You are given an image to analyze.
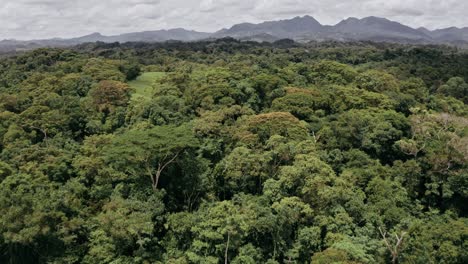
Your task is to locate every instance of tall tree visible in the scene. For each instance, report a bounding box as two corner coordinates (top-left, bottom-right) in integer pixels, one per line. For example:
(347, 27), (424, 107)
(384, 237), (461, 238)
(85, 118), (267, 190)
(103, 124), (199, 190)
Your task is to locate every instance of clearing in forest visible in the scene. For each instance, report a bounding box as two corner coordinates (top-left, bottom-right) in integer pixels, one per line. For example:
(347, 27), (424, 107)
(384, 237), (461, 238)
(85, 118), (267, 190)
(128, 72), (166, 100)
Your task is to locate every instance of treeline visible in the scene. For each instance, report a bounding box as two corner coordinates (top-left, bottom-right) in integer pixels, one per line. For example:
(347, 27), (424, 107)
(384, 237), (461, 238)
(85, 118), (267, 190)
(0, 40), (466, 263)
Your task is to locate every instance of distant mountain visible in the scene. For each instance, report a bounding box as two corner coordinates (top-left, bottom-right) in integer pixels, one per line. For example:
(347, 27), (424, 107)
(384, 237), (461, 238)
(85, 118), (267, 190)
(331, 16), (431, 42)
(104, 29), (211, 42)
(0, 29), (211, 52)
(424, 27), (468, 43)
(213, 16), (441, 44)
(213, 15), (323, 39)
(2, 15), (468, 52)
(71, 32), (107, 43)
(237, 33), (281, 43)
(417, 27), (432, 35)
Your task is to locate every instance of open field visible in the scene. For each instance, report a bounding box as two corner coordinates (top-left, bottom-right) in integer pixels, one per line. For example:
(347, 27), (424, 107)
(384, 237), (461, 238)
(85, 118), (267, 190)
(128, 72), (166, 99)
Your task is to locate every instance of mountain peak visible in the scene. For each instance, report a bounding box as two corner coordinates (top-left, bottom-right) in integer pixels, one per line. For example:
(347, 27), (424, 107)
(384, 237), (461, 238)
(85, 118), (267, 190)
(87, 32), (103, 37)
(287, 15), (320, 24)
(292, 15), (318, 21)
(72, 32), (105, 42)
(336, 17), (359, 26)
(362, 16), (388, 21)
(281, 15), (322, 27)
(417, 27), (432, 34)
(337, 16), (392, 26)
(216, 15), (322, 38)
(334, 16), (430, 41)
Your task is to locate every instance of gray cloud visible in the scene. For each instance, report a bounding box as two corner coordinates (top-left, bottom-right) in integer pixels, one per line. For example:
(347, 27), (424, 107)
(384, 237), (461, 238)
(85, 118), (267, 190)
(0, 0), (467, 40)
(389, 7), (424, 17)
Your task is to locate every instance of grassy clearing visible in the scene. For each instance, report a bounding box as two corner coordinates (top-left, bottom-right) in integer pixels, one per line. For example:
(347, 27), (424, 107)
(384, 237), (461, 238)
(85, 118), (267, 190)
(128, 72), (166, 100)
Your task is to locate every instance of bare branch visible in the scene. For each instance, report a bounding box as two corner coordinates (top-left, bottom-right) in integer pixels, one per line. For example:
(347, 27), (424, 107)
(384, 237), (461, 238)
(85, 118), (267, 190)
(151, 151), (181, 191)
(160, 151), (180, 172)
(379, 227), (393, 253)
(379, 227), (407, 264)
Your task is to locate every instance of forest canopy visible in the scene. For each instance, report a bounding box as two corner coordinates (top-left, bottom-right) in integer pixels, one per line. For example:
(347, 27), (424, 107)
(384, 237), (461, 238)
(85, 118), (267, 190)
(0, 39), (467, 263)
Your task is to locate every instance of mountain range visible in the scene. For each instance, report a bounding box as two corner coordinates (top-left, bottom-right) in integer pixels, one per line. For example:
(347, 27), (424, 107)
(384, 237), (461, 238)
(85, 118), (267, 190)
(2, 15), (468, 52)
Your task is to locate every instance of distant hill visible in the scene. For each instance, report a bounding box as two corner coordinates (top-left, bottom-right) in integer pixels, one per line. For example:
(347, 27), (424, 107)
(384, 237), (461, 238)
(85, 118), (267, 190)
(213, 15), (323, 39)
(422, 27), (468, 43)
(0, 29), (211, 52)
(1, 15), (468, 52)
(102, 29), (211, 43)
(331, 16), (431, 42)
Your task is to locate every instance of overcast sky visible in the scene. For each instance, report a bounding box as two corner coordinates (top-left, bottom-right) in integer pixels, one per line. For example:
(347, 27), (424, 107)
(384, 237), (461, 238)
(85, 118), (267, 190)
(1, 0), (467, 40)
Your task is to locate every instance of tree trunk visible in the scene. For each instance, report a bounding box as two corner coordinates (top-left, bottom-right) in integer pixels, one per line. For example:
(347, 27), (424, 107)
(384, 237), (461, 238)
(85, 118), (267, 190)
(152, 169), (161, 191)
(151, 152), (180, 191)
(225, 232), (230, 264)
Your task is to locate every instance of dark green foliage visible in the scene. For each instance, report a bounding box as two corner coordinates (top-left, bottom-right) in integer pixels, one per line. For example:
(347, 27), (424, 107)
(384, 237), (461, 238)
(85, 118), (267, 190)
(0, 40), (466, 263)
(438, 77), (468, 103)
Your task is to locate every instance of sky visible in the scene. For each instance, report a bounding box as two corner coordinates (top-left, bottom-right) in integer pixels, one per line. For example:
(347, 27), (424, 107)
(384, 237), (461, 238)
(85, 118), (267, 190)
(1, 0), (467, 40)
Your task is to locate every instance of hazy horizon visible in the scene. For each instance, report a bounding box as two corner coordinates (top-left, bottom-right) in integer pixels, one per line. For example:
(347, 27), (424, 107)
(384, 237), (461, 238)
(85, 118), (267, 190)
(1, 0), (468, 40)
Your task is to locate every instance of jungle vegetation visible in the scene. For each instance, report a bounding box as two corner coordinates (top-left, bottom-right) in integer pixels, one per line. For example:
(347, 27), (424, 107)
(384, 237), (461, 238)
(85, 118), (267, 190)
(0, 39), (467, 263)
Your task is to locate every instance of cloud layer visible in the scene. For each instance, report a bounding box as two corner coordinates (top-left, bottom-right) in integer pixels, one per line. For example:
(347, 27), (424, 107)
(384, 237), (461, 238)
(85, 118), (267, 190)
(1, 0), (467, 40)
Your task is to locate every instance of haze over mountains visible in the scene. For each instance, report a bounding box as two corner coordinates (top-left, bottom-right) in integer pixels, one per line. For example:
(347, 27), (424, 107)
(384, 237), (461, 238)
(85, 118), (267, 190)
(2, 15), (468, 51)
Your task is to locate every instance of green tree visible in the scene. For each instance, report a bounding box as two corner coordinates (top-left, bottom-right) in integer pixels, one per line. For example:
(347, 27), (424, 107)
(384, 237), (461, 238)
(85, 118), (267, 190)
(438, 77), (468, 103)
(309, 60), (358, 85)
(235, 112), (309, 146)
(356, 70), (400, 93)
(103, 124), (199, 190)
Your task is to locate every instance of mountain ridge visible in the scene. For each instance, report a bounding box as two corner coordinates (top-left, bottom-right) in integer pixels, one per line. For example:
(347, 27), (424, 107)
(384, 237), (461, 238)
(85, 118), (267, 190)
(2, 15), (468, 52)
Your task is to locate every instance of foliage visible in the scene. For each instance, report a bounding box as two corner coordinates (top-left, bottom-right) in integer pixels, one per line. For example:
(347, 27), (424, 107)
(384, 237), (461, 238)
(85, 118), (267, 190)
(0, 40), (466, 263)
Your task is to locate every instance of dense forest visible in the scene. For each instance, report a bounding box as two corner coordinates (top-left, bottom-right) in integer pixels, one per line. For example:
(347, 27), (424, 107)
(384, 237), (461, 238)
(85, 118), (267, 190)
(0, 39), (467, 263)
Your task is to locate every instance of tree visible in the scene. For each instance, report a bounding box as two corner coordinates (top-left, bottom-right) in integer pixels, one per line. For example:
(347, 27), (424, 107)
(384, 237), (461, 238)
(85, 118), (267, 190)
(400, 77), (428, 102)
(119, 61), (141, 81)
(82, 58), (126, 82)
(311, 248), (356, 264)
(437, 77), (468, 103)
(402, 213), (468, 264)
(271, 87), (331, 120)
(166, 195), (273, 263)
(89, 80), (132, 114)
(320, 109), (409, 163)
(84, 190), (165, 263)
(103, 124), (199, 190)
(396, 110), (468, 208)
(308, 60), (358, 85)
(264, 153), (337, 209)
(249, 73), (287, 106)
(214, 146), (269, 195)
(0, 161), (13, 181)
(235, 112), (309, 146)
(356, 70), (400, 93)
(0, 172), (87, 263)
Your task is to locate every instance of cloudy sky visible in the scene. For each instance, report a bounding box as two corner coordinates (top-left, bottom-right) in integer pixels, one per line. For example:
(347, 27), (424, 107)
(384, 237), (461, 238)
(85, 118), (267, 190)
(1, 0), (467, 40)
